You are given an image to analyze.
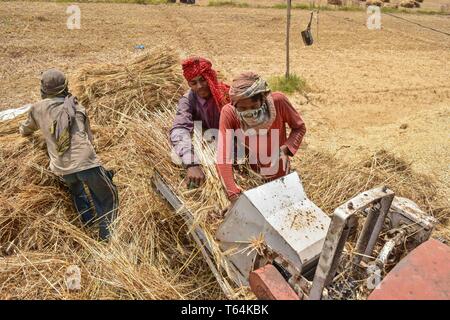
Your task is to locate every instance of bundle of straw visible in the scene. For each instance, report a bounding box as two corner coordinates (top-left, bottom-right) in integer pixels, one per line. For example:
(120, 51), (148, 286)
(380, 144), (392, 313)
(128, 105), (260, 299)
(366, 0), (383, 6)
(400, 0), (420, 8)
(71, 48), (185, 125)
(0, 49), (222, 300)
(0, 118), (223, 299)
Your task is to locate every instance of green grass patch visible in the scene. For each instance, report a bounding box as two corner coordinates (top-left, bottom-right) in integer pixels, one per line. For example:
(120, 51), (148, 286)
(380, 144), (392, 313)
(272, 3), (363, 12)
(268, 74), (308, 95)
(338, 5), (365, 12)
(381, 7), (409, 14)
(134, 0), (170, 4)
(381, 7), (449, 15)
(208, 1), (249, 8)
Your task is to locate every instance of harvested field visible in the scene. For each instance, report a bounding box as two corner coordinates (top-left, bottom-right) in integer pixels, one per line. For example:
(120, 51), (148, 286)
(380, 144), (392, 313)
(0, 1), (449, 300)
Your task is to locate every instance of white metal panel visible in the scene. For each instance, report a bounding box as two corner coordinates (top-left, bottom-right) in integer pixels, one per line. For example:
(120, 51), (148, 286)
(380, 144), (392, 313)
(216, 172), (330, 277)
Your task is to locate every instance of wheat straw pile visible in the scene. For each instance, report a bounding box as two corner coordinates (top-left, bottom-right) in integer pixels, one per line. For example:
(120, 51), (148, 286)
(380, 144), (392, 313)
(0, 48), (223, 300)
(129, 106), (266, 299)
(400, 0), (421, 8)
(130, 104), (449, 300)
(0, 48), (448, 300)
(71, 50), (184, 125)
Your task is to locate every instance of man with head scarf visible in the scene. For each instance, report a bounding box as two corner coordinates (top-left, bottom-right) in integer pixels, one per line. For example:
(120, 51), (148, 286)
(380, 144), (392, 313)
(19, 68), (118, 241)
(216, 72), (306, 202)
(170, 57), (229, 188)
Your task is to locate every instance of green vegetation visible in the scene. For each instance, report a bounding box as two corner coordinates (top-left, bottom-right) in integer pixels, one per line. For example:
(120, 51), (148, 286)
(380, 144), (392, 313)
(272, 3), (363, 12)
(272, 3), (318, 10)
(381, 7), (449, 15)
(133, 0), (169, 4)
(268, 74), (308, 95)
(207, 1), (249, 8)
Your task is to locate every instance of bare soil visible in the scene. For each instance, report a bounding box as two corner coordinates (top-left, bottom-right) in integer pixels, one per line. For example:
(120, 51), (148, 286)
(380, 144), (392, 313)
(1, 1), (449, 192)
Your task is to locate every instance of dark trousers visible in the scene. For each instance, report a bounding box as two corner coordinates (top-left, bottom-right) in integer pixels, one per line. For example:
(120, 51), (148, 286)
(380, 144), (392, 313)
(62, 166), (118, 241)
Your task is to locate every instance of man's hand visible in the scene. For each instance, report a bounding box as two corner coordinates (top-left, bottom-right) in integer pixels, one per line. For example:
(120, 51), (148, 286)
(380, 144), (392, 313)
(186, 165), (205, 188)
(280, 145), (291, 173)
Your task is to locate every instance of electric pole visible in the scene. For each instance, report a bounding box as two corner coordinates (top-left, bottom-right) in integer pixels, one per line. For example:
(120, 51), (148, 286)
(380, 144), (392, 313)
(286, 0), (291, 79)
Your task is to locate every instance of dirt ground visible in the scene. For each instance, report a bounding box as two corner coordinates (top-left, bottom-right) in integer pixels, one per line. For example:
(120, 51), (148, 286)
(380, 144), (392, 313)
(1, 1), (449, 193)
(199, 0), (450, 12)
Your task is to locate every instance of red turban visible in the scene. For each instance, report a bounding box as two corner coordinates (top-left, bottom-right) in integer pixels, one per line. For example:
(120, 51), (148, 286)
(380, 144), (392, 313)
(182, 57), (230, 110)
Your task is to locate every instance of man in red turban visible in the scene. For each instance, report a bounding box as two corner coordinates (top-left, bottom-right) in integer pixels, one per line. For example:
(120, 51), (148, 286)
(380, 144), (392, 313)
(170, 57), (230, 187)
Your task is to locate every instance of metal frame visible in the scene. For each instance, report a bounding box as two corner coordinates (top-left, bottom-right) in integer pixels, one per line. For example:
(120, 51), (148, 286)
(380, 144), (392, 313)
(309, 186), (395, 300)
(215, 172), (330, 288)
(152, 170), (239, 297)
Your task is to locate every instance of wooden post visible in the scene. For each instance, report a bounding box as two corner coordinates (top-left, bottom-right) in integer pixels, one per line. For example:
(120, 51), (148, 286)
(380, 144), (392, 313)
(317, 9), (319, 43)
(286, 0), (291, 79)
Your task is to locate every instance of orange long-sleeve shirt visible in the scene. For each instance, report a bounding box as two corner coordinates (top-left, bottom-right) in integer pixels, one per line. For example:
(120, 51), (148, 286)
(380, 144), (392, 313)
(216, 92), (306, 199)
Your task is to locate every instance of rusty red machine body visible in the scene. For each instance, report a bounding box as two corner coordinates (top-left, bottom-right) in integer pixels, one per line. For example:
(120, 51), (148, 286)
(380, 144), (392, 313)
(250, 239), (450, 300)
(368, 239), (450, 300)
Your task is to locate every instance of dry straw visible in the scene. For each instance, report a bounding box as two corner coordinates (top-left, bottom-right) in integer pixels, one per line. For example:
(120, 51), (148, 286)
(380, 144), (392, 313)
(71, 50), (185, 125)
(0, 47), (448, 300)
(0, 48), (222, 300)
(131, 105), (449, 299)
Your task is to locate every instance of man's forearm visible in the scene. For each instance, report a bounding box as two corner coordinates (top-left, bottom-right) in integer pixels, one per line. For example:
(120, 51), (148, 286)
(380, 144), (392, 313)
(285, 125), (306, 156)
(216, 163), (241, 200)
(19, 110), (38, 136)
